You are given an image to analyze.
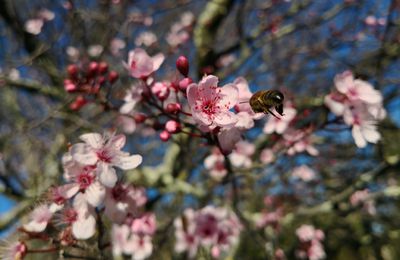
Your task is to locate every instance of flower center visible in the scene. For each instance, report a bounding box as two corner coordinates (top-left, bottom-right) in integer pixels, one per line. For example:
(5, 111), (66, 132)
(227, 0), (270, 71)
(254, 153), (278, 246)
(78, 172), (95, 190)
(63, 209), (78, 224)
(96, 149), (112, 163)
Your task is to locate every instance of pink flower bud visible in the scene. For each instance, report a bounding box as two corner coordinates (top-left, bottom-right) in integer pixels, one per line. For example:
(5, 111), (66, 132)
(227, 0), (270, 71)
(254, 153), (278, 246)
(151, 82), (170, 101)
(165, 120), (181, 133)
(165, 103), (182, 114)
(98, 61), (108, 74)
(133, 113), (147, 123)
(176, 55), (189, 76)
(159, 130), (171, 141)
(69, 95), (87, 110)
(64, 79), (77, 92)
(87, 61), (99, 76)
(178, 77), (193, 91)
(67, 64), (78, 78)
(108, 70), (119, 84)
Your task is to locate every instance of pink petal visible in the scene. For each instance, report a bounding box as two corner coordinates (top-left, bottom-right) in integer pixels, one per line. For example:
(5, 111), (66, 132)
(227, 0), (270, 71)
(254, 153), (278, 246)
(110, 134), (126, 150)
(361, 124), (381, 144)
(98, 162), (118, 187)
(85, 181), (106, 207)
(72, 210), (96, 240)
(219, 83), (239, 109)
(186, 83), (199, 108)
(151, 53), (165, 71)
(334, 71), (353, 94)
(58, 183), (80, 199)
(112, 154), (142, 170)
(352, 125), (367, 148)
(354, 80), (382, 104)
(214, 111), (237, 126)
(71, 143), (98, 165)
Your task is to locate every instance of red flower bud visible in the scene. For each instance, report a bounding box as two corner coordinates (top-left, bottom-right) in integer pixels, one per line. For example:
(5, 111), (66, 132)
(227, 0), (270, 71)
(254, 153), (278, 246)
(98, 61), (109, 74)
(133, 113), (147, 123)
(176, 56), (189, 77)
(69, 95), (87, 110)
(165, 103), (182, 114)
(179, 77), (193, 91)
(87, 61), (99, 76)
(64, 79), (77, 92)
(165, 120), (181, 134)
(159, 130), (171, 142)
(67, 64), (78, 78)
(108, 71), (119, 84)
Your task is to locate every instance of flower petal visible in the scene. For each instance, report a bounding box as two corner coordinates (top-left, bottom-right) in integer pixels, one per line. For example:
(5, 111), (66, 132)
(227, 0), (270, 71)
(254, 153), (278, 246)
(98, 162), (118, 188)
(80, 133), (104, 149)
(71, 143), (98, 165)
(112, 154), (142, 170)
(85, 181), (106, 207)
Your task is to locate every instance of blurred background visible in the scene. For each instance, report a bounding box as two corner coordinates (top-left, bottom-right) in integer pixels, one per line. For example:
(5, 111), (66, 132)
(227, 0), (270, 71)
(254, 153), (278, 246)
(0, 0), (399, 259)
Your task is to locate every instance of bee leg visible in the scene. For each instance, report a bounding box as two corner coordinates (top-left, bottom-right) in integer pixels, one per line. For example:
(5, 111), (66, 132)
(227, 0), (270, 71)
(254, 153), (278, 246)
(266, 109), (281, 119)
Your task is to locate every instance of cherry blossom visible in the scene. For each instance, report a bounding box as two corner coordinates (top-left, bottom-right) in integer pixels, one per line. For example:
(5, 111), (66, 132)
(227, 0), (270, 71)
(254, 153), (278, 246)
(260, 148), (275, 164)
(23, 205), (55, 233)
(104, 183), (147, 223)
(71, 133), (142, 187)
(283, 129), (319, 156)
(126, 48), (165, 78)
(130, 213), (156, 236)
(263, 105), (297, 134)
(295, 225), (326, 260)
(0, 240), (27, 260)
(228, 141), (255, 168)
(187, 75), (238, 130)
(24, 19), (44, 35)
(204, 147), (227, 180)
(174, 206), (242, 258)
(292, 165), (317, 182)
(135, 31), (157, 47)
(120, 83), (145, 114)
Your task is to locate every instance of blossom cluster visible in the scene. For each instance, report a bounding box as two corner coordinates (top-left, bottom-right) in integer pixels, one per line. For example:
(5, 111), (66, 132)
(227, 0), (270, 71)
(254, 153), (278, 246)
(325, 71), (386, 148)
(20, 133), (156, 259)
(295, 224), (326, 260)
(174, 206), (242, 258)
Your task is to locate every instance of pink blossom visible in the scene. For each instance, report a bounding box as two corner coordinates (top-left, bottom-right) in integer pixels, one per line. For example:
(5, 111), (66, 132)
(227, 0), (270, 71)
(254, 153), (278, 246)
(104, 183), (147, 223)
(256, 209), (282, 229)
(25, 19), (44, 35)
(131, 213), (156, 236)
(204, 147), (227, 180)
(344, 105), (382, 148)
(228, 141), (255, 168)
(263, 106), (297, 134)
(126, 234), (153, 260)
(296, 225), (324, 242)
(187, 75), (238, 130)
(292, 165), (317, 182)
(166, 12), (194, 48)
(112, 224), (131, 257)
(38, 9), (55, 21)
(88, 45), (103, 57)
(23, 205), (55, 232)
(174, 206), (241, 258)
(217, 127), (243, 154)
(165, 120), (181, 133)
(70, 193), (97, 239)
(151, 82), (170, 101)
(126, 48), (164, 78)
(0, 240), (27, 260)
(120, 83), (144, 114)
(260, 148), (275, 164)
(334, 71), (382, 105)
(284, 129), (319, 156)
(350, 189), (370, 206)
(71, 133), (142, 187)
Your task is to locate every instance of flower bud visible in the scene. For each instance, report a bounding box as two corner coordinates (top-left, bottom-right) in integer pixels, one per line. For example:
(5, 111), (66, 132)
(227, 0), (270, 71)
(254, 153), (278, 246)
(159, 130), (171, 142)
(176, 56), (189, 77)
(64, 79), (77, 92)
(165, 120), (181, 134)
(98, 76), (106, 85)
(87, 61), (99, 77)
(108, 71), (119, 84)
(178, 77), (193, 91)
(98, 61), (109, 74)
(165, 103), (181, 114)
(133, 113), (147, 123)
(151, 82), (170, 101)
(67, 64), (78, 78)
(69, 95), (87, 110)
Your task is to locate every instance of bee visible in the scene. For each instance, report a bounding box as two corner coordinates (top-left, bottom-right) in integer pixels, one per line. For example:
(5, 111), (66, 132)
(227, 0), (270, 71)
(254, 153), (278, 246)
(249, 90), (284, 119)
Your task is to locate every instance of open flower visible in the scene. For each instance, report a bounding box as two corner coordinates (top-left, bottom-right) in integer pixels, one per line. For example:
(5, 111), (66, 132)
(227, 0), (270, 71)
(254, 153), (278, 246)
(187, 75), (238, 130)
(71, 133), (142, 187)
(126, 48), (164, 78)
